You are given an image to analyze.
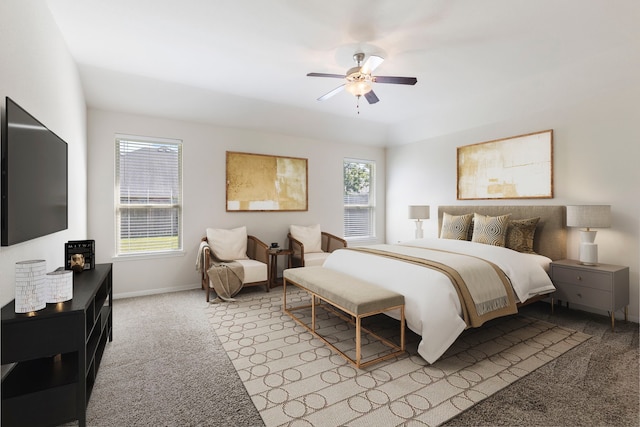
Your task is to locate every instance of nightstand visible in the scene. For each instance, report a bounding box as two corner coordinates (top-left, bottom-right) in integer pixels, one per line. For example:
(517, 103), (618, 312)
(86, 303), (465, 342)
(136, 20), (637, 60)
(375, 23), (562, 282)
(550, 259), (629, 331)
(268, 248), (292, 289)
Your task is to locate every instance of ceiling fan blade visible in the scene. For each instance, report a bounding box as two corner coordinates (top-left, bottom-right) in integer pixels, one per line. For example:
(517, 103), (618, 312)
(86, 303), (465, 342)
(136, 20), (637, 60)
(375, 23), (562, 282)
(360, 55), (384, 74)
(364, 90), (379, 104)
(307, 72), (345, 79)
(373, 76), (417, 85)
(317, 84), (345, 101)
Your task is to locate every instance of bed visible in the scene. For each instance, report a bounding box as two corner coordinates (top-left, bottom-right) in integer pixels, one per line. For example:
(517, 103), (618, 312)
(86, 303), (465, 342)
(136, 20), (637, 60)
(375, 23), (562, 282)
(323, 205), (566, 363)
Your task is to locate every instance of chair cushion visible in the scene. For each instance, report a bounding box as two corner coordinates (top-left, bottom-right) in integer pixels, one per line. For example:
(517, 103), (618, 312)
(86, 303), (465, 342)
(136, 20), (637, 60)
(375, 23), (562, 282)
(302, 252), (331, 267)
(290, 224), (322, 253)
(206, 226), (249, 261)
(284, 267), (404, 315)
(235, 259), (267, 283)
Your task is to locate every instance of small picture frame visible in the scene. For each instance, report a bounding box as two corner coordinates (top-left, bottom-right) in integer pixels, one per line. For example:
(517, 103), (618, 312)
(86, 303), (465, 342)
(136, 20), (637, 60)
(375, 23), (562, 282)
(65, 240), (95, 271)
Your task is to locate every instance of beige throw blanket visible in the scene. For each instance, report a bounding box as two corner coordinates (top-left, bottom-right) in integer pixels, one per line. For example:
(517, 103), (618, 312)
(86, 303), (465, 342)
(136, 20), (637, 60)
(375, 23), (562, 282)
(347, 245), (517, 327)
(196, 241), (245, 301)
(206, 262), (244, 301)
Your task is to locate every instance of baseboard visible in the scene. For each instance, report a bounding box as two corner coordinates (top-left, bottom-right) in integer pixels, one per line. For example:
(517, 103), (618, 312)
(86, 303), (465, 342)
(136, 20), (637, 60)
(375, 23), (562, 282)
(113, 283), (201, 300)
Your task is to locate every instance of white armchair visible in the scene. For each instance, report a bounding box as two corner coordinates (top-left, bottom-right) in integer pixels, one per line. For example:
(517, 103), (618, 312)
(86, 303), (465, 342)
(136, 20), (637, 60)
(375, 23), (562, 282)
(287, 224), (347, 268)
(201, 226), (269, 302)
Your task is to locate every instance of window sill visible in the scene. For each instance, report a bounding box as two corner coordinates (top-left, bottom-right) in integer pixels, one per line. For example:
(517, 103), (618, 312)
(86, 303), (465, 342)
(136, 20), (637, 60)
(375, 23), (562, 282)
(345, 237), (380, 246)
(112, 250), (185, 262)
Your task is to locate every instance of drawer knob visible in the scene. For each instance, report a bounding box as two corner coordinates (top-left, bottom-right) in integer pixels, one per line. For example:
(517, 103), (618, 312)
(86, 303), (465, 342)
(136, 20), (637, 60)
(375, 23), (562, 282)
(576, 275), (582, 281)
(576, 293), (582, 298)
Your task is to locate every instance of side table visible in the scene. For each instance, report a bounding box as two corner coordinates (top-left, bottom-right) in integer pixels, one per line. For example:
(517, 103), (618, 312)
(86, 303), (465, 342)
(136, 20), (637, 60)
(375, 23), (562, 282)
(268, 248), (292, 289)
(550, 259), (629, 331)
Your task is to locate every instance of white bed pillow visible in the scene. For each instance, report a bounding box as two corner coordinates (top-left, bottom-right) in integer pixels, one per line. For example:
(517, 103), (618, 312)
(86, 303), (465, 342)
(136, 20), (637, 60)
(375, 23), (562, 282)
(206, 226), (249, 261)
(290, 224), (322, 253)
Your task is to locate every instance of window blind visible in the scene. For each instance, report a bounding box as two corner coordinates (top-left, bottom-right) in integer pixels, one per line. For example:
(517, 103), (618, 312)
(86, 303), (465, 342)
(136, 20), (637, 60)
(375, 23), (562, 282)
(115, 136), (182, 255)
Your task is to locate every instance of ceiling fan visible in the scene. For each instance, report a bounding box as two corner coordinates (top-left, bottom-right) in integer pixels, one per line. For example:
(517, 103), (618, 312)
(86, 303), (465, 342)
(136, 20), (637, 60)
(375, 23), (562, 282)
(307, 52), (417, 108)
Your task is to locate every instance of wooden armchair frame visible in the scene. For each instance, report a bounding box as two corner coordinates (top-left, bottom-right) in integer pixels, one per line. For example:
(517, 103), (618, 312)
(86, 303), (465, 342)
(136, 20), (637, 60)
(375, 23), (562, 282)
(287, 231), (347, 268)
(201, 235), (270, 301)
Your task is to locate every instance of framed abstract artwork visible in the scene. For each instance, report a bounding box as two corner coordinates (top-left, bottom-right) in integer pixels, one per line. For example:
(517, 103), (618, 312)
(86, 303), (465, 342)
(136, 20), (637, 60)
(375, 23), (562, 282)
(226, 151), (308, 211)
(457, 130), (553, 200)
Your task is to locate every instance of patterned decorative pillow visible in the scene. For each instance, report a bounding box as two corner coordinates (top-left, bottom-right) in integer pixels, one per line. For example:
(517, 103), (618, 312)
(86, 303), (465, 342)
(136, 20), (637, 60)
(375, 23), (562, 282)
(471, 213), (512, 247)
(440, 212), (473, 240)
(505, 217), (540, 253)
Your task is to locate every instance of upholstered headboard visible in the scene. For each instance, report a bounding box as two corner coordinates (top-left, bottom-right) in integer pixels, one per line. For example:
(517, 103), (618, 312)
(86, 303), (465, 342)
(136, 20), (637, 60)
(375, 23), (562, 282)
(438, 205), (566, 260)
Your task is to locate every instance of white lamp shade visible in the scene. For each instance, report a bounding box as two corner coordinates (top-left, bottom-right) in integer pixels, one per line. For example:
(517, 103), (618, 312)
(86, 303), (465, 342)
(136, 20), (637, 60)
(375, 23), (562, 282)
(15, 260), (47, 313)
(408, 205), (430, 220)
(47, 270), (73, 303)
(566, 205), (611, 228)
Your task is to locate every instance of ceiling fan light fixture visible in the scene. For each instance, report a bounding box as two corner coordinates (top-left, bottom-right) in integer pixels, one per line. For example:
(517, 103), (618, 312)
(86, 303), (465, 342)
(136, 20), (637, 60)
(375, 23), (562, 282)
(345, 80), (372, 97)
(307, 52), (417, 105)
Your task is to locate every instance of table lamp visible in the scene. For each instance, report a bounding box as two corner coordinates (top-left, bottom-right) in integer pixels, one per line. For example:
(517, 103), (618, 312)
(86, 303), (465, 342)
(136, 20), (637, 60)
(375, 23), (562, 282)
(47, 270), (74, 303)
(566, 205), (611, 265)
(408, 205), (430, 239)
(15, 260), (47, 313)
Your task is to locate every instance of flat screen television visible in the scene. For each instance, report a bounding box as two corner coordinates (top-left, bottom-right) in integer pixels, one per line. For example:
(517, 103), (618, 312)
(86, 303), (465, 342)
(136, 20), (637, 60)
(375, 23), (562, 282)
(1, 97), (68, 246)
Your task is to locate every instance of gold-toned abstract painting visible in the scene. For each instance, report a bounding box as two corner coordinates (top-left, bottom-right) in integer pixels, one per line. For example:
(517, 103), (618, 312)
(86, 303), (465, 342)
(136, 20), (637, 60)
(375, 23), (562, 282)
(457, 130), (553, 200)
(226, 151), (308, 211)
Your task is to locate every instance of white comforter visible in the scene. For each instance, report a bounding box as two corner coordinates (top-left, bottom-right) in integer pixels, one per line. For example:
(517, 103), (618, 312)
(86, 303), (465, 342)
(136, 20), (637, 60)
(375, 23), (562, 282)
(322, 238), (555, 363)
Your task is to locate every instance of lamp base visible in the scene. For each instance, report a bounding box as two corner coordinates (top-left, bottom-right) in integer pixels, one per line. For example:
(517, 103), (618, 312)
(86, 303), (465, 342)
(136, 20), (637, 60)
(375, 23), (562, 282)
(414, 220), (424, 239)
(579, 242), (598, 265)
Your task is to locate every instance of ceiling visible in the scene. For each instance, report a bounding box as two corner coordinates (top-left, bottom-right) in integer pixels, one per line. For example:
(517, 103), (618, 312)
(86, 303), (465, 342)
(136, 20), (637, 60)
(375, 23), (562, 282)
(45, 0), (640, 147)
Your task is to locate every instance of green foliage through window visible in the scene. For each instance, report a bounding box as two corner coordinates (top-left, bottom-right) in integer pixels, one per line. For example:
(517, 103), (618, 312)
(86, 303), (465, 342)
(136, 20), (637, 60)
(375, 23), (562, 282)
(344, 162), (371, 195)
(343, 159), (375, 239)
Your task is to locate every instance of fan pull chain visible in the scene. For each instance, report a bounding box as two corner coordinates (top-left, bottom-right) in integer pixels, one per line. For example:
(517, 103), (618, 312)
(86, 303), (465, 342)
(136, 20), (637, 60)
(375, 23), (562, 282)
(356, 95), (361, 115)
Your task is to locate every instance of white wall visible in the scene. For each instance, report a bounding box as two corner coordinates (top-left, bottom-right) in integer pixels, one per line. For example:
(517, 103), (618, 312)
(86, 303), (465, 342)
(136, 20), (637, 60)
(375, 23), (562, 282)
(386, 86), (640, 322)
(0, 1), (87, 307)
(87, 109), (385, 298)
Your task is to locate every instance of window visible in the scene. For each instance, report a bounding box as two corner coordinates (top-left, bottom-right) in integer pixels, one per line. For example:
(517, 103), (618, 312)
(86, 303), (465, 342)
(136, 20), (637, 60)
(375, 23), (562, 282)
(115, 135), (182, 255)
(343, 159), (375, 240)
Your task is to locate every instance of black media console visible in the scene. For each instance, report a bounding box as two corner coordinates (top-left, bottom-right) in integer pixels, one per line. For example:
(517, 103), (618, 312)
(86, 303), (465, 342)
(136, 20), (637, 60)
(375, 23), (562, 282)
(1, 263), (113, 427)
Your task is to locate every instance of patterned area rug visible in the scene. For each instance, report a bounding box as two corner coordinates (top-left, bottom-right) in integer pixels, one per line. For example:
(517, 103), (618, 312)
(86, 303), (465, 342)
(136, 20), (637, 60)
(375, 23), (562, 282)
(207, 288), (590, 427)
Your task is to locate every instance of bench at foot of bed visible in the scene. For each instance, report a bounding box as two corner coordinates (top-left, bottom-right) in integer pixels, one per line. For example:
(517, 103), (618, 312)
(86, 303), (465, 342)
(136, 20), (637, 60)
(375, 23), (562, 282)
(283, 266), (405, 369)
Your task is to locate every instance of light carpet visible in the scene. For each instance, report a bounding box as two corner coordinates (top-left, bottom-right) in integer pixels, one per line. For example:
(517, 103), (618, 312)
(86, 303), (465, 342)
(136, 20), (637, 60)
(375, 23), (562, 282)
(207, 287), (590, 427)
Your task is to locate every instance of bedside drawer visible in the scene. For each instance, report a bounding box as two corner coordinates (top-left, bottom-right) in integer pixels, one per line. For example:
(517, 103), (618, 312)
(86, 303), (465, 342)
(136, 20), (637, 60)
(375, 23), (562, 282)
(553, 282), (611, 311)
(552, 267), (609, 291)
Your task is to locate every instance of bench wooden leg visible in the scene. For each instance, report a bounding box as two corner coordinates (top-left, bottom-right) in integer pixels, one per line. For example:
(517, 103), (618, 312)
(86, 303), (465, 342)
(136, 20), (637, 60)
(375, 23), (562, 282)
(356, 316), (362, 367)
(311, 294), (316, 332)
(400, 305), (405, 351)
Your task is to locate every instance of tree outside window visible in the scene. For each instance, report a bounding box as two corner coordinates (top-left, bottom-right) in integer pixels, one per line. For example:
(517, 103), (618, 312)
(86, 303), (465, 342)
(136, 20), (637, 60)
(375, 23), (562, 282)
(343, 159), (375, 239)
